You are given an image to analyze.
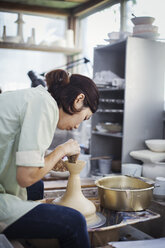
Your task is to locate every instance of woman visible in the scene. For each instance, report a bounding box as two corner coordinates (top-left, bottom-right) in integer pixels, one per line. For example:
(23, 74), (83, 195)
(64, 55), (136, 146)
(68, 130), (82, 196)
(0, 69), (99, 248)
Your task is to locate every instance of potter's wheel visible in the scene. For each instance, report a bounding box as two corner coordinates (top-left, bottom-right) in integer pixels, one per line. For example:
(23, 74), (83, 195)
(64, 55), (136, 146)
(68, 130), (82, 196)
(87, 212), (106, 229)
(53, 195), (106, 229)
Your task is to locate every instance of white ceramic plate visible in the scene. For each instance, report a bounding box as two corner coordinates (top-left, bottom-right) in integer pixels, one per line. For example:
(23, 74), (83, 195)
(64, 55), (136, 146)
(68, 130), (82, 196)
(96, 125), (108, 133)
(104, 38), (120, 44)
(50, 170), (70, 179)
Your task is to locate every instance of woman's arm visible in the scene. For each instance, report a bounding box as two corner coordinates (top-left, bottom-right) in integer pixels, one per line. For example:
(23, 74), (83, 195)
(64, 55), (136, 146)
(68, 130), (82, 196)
(16, 139), (80, 187)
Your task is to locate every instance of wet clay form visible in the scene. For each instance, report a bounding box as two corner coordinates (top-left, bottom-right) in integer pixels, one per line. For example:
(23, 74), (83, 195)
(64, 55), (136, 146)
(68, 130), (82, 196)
(53, 160), (105, 228)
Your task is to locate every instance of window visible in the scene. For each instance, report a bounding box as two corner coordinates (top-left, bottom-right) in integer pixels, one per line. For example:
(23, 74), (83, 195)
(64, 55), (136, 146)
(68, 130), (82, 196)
(79, 0), (165, 77)
(0, 12), (67, 92)
(125, 0), (165, 38)
(79, 3), (120, 77)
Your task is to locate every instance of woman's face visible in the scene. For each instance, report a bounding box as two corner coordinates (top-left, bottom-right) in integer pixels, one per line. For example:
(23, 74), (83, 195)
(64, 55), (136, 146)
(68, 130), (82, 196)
(57, 107), (92, 130)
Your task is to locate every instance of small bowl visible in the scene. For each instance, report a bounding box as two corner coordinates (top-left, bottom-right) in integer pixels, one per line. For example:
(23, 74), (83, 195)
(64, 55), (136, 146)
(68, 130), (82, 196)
(145, 139), (165, 152)
(131, 16), (155, 25)
(96, 122), (122, 133)
(107, 31), (121, 40)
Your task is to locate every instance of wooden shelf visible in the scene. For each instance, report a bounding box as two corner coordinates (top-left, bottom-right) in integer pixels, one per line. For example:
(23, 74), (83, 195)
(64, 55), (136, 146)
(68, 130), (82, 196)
(0, 41), (82, 55)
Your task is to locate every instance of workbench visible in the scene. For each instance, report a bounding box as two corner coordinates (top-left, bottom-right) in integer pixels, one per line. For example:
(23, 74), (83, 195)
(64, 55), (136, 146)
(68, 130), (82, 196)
(41, 174), (161, 247)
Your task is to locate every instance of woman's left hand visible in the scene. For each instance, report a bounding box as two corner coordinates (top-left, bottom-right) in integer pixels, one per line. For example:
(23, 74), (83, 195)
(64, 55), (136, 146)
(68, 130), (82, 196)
(58, 139), (81, 157)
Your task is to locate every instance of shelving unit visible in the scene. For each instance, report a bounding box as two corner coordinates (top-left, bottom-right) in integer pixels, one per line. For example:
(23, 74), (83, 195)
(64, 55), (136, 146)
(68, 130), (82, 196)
(92, 131), (122, 138)
(0, 41), (81, 55)
(90, 37), (165, 175)
(90, 85), (124, 173)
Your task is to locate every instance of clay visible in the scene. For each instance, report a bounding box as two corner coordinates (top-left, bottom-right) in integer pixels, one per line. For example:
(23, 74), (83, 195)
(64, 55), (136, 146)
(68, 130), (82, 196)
(52, 159), (68, 172)
(53, 160), (99, 225)
(68, 154), (79, 163)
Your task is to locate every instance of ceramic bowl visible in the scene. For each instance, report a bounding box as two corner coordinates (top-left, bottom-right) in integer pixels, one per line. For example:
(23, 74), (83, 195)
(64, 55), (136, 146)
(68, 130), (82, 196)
(107, 31), (121, 40)
(96, 122), (122, 133)
(108, 31), (131, 40)
(131, 16), (155, 25)
(145, 139), (165, 152)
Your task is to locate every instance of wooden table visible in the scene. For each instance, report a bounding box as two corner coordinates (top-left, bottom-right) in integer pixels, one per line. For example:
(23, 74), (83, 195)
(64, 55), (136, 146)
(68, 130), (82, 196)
(43, 174), (98, 198)
(44, 177), (96, 190)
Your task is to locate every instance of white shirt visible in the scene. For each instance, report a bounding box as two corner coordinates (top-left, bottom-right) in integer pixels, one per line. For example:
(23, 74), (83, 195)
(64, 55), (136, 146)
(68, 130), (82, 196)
(0, 86), (59, 232)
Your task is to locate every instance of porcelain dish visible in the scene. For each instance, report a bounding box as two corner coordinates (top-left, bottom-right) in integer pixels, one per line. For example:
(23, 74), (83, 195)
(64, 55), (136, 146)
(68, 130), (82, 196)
(133, 24), (158, 34)
(131, 16), (155, 25)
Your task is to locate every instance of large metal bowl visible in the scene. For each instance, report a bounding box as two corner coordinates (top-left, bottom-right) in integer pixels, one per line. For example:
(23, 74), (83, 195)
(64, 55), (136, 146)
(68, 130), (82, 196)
(95, 175), (154, 211)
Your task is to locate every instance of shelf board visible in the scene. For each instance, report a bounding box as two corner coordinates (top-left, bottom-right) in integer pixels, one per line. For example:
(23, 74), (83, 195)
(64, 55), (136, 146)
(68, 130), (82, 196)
(92, 130), (123, 138)
(0, 42), (82, 55)
(95, 39), (126, 52)
(97, 109), (124, 113)
(98, 87), (124, 92)
(100, 98), (124, 104)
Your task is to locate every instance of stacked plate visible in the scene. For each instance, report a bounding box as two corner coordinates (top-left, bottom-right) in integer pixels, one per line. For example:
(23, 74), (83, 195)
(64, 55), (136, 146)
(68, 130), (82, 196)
(131, 16), (159, 39)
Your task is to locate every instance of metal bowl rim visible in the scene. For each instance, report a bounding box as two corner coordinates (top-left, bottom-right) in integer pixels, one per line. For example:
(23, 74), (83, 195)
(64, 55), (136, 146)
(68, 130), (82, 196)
(95, 175), (154, 192)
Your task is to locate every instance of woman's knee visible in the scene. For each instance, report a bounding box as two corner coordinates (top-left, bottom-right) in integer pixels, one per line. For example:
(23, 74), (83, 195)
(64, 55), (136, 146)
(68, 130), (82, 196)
(60, 208), (90, 248)
(72, 209), (87, 229)
(63, 207), (87, 235)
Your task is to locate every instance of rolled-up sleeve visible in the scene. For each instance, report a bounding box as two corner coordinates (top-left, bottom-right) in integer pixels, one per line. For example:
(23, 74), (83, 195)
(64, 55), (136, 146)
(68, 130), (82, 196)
(16, 150), (45, 167)
(16, 92), (59, 167)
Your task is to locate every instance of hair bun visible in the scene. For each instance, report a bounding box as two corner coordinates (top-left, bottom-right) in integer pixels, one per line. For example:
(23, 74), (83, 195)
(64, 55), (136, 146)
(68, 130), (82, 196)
(46, 69), (70, 89)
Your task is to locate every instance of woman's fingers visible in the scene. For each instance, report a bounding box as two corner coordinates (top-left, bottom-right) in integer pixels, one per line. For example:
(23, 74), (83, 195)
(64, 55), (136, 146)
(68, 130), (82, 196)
(63, 139), (80, 156)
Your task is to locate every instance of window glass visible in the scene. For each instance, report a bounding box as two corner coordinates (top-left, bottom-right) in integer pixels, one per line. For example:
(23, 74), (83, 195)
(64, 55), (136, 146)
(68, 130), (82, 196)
(0, 12), (66, 92)
(125, 0), (165, 38)
(79, 3), (120, 77)
(76, 4), (120, 149)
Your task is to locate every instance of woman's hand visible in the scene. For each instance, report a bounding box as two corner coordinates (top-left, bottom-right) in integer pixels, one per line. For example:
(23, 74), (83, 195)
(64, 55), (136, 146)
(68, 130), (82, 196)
(16, 139), (80, 187)
(53, 159), (68, 172)
(59, 139), (81, 157)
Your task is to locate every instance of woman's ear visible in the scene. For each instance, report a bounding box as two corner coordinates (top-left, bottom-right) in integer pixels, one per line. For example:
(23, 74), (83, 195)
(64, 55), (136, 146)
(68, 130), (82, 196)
(74, 93), (85, 110)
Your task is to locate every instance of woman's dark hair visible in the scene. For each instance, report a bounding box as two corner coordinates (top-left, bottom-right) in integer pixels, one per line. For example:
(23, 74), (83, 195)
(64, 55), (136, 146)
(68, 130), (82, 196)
(45, 69), (99, 115)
